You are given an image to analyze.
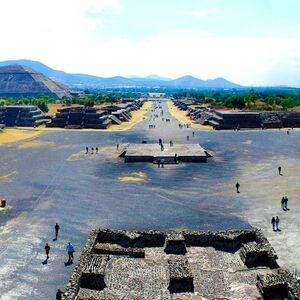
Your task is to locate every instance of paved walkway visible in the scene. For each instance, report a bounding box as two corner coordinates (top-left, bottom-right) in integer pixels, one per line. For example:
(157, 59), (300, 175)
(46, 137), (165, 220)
(0, 99), (299, 299)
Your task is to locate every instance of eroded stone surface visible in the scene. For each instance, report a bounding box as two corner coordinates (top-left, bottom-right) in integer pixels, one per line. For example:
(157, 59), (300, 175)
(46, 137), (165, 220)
(62, 229), (300, 300)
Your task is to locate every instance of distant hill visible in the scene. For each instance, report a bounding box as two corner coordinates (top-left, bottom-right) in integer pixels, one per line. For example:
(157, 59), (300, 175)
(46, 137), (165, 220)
(169, 75), (241, 89)
(0, 65), (71, 98)
(0, 59), (242, 89)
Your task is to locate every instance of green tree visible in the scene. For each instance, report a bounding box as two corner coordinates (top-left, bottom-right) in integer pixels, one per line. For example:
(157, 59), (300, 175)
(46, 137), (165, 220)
(37, 99), (49, 112)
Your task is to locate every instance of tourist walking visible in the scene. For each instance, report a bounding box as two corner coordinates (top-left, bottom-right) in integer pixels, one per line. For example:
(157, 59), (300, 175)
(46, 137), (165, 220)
(56, 289), (63, 300)
(192, 132), (195, 137)
(275, 216), (280, 230)
(187, 135), (189, 141)
(281, 197), (285, 210)
(271, 217), (276, 231)
(278, 166), (282, 175)
(85, 147), (88, 154)
(45, 243), (50, 260)
(66, 242), (75, 263)
(235, 182), (240, 193)
(284, 197), (288, 210)
(117, 143), (119, 150)
(91, 147), (94, 154)
(96, 147), (98, 154)
(55, 223), (60, 240)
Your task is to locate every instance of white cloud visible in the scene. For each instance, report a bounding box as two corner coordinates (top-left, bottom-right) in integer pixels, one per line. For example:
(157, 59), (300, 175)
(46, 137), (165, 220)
(82, 33), (300, 86)
(1, 1), (300, 86)
(187, 9), (219, 18)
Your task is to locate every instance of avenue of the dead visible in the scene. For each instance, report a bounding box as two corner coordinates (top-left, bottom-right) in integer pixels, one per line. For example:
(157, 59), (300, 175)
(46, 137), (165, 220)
(0, 100), (300, 299)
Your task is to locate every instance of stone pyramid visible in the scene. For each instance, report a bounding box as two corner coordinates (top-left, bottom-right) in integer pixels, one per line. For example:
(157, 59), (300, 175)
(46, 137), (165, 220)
(0, 65), (71, 98)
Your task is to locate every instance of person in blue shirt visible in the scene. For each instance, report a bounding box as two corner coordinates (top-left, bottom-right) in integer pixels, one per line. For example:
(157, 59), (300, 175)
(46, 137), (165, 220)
(66, 242), (74, 263)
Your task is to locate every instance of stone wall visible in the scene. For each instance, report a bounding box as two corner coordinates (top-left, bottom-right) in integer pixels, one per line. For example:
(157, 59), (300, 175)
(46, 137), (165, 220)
(62, 228), (300, 300)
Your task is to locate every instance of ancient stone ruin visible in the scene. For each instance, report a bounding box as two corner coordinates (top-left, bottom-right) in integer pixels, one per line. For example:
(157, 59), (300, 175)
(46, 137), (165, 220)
(62, 228), (300, 299)
(0, 105), (49, 127)
(47, 100), (143, 129)
(119, 143), (212, 164)
(0, 65), (71, 99)
(47, 106), (111, 129)
(173, 100), (300, 130)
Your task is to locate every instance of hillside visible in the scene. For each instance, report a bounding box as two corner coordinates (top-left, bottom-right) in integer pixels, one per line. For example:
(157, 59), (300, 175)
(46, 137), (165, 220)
(0, 59), (242, 89)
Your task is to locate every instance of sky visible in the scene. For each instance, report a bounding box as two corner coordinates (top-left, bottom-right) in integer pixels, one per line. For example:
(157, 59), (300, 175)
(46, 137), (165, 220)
(1, 0), (300, 86)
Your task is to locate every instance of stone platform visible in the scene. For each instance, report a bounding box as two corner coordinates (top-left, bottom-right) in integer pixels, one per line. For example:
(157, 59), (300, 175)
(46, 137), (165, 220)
(61, 229), (300, 299)
(119, 144), (212, 164)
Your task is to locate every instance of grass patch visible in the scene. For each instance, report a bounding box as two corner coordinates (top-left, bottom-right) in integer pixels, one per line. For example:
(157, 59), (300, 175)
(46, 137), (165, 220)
(0, 129), (41, 144)
(117, 172), (147, 182)
(18, 140), (56, 149)
(0, 171), (17, 182)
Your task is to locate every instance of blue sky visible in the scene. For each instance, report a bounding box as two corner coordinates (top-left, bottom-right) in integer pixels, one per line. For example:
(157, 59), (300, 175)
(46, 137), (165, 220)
(1, 0), (300, 86)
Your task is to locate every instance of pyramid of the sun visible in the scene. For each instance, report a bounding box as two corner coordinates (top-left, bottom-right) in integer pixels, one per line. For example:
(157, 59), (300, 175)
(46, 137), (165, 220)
(0, 65), (71, 99)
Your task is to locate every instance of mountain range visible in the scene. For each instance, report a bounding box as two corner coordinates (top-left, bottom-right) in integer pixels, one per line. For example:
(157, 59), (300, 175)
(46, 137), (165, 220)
(0, 59), (242, 89)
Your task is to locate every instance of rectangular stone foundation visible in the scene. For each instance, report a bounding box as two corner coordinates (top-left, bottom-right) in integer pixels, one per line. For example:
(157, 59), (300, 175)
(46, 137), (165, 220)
(62, 229), (300, 300)
(120, 144), (211, 164)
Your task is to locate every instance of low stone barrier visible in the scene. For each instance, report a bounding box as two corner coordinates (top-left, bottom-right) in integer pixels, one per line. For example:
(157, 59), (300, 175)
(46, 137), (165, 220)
(168, 258), (194, 293)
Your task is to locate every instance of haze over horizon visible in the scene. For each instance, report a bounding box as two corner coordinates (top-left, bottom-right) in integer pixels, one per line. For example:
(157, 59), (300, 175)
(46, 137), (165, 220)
(1, 0), (300, 87)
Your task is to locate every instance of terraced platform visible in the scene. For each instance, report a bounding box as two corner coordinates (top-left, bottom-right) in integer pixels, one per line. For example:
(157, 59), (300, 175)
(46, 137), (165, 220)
(119, 143), (212, 163)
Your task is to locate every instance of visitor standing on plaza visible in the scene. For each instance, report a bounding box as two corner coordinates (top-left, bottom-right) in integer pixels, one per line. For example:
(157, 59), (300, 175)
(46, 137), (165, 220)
(235, 182), (240, 193)
(271, 217), (276, 231)
(275, 216), (280, 231)
(55, 223), (60, 240)
(281, 197), (285, 210)
(66, 242), (75, 263)
(56, 289), (63, 300)
(45, 243), (50, 260)
(278, 166), (282, 175)
(284, 197), (288, 210)
(85, 147), (88, 154)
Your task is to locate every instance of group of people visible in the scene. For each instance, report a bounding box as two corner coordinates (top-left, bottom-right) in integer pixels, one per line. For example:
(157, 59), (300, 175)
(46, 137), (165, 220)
(85, 147), (99, 154)
(43, 223), (75, 300)
(271, 166), (290, 231)
(186, 132), (196, 141)
(235, 167), (290, 232)
(178, 123), (191, 128)
(271, 216), (280, 231)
